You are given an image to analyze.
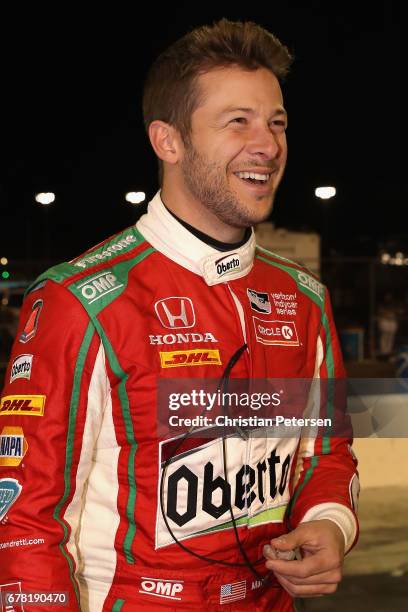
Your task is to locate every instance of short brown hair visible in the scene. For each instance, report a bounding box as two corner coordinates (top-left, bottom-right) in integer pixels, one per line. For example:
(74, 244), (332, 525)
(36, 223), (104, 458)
(143, 19), (293, 181)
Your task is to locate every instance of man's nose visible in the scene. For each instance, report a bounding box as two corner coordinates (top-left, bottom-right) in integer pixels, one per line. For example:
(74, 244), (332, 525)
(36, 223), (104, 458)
(246, 126), (284, 160)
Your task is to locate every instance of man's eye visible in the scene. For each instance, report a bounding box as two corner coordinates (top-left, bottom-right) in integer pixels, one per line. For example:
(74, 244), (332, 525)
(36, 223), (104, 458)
(230, 117), (247, 124)
(271, 120), (287, 129)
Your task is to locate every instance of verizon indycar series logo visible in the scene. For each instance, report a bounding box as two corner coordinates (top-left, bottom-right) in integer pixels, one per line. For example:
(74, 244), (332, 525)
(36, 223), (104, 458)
(247, 289), (271, 314)
(10, 355), (33, 383)
(252, 318), (299, 347)
(154, 297), (195, 329)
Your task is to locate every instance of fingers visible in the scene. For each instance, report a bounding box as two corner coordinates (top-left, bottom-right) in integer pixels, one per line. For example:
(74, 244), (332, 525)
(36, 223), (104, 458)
(265, 550), (342, 579)
(263, 544), (297, 561)
(274, 573), (339, 598)
(274, 567), (342, 586)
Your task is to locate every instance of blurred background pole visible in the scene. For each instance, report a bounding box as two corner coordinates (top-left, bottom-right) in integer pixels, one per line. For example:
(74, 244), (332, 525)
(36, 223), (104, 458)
(315, 186), (336, 256)
(35, 192), (55, 264)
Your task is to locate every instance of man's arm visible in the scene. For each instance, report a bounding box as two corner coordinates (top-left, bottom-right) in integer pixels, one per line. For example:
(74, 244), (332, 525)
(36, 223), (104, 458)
(0, 280), (107, 609)
(265, 288), (359, 597)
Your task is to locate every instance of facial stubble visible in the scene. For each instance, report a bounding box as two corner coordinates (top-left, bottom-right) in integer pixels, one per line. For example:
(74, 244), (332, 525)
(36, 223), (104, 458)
(180, 142), (277, 229)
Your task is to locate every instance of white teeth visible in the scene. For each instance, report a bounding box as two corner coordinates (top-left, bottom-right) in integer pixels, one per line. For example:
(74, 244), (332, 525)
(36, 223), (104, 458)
(235, 171), (271, 182)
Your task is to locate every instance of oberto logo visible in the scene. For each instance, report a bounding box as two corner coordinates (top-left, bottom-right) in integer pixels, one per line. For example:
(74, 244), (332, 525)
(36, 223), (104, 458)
(215, 253), (241, 278)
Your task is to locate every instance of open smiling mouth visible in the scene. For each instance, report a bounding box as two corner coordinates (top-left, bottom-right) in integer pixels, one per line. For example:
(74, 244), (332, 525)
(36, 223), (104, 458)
(233, 171), (273, 185)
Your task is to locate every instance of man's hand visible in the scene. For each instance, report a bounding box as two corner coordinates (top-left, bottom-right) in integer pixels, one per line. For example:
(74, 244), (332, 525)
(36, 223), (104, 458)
(263, 520), (345, 598)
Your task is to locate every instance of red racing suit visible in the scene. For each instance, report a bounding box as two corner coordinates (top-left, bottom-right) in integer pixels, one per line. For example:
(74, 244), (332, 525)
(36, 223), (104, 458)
(0, 192), (359, 611)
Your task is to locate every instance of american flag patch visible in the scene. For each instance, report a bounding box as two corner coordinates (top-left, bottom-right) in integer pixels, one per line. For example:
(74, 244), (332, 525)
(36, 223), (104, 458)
(220, 580), (247, 604)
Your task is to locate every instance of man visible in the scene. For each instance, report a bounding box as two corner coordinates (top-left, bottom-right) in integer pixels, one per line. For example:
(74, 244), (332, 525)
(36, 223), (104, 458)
(0, 19), (358, 611)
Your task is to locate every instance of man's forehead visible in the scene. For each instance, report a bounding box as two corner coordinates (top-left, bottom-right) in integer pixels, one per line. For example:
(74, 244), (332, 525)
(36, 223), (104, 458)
(196, 66), (284, 113)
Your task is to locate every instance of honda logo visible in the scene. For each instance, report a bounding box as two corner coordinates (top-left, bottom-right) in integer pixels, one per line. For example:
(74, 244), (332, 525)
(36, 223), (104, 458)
(154, 297), (195, 329)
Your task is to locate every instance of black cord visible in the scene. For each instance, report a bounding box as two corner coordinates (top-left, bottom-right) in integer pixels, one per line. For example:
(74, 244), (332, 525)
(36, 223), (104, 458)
(159, 344), (274, 584)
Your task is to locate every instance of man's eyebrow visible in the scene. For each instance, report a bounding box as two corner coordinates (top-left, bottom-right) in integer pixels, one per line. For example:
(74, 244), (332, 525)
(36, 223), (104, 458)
(219, 106), (254, 116)
(218, 106), (288, 118)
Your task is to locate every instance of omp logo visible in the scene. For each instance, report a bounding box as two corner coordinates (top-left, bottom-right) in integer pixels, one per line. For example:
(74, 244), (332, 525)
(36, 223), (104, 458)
(19, 299), (43, 344)
(73, 234), (137, 268)
(160, 349), (222, 368)
(215, 253), (241, 278)
(0, 478), (22, 521)
(0, 427), (28, 467)
(139, 577), (184, 601)
(253, 318), (299, 346)
(297, 271), (324, 301)
(0, 395), (46, 417)
(149, 332), (217, 345)
(10, 354), (33, 383)
(155, 297), (195, 329)
(77, 271), (123, 304)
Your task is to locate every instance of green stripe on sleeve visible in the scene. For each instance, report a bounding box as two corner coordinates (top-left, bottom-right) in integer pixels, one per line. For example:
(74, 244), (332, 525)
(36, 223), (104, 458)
(287, 456), (319, 518)
(53, 321), (95, 609)
(92, 319), (137, 565)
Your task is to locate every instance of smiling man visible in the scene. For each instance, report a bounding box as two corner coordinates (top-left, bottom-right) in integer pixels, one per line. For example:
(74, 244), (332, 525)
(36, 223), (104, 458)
(152, 65), (288, 237)
(0, 19), (359, 612)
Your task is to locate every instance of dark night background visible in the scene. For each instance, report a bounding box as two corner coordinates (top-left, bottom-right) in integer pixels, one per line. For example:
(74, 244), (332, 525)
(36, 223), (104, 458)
(1, 1), (407, 263)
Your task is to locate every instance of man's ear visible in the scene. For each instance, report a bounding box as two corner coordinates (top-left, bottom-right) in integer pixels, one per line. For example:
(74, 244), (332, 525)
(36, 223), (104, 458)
(148, 121), (183, 165)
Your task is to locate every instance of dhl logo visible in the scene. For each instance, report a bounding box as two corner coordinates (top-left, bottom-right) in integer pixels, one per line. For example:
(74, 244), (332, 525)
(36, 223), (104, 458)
(160, 349), (222, 369)
(0, 395), (46, 417)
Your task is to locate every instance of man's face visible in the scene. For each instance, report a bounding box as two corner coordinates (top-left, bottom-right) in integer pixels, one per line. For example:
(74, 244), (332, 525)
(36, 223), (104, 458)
(180, 66), (288, 228)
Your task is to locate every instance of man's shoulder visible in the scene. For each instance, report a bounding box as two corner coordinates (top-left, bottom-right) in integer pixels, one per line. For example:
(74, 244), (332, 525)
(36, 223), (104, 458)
(255, 245), (327, 304)
(26, 225), (155, 314)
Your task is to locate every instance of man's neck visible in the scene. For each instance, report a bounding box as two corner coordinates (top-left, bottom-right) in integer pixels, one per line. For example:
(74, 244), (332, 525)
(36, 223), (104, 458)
(164, 205), (251, 252)
(160, 182), (246, 243)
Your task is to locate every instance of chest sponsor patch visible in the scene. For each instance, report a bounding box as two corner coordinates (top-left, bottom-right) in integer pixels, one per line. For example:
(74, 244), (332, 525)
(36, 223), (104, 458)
(0, 395), (46, 417)
(215, 253), (241, 279)
(19, 299), (43, 344)
(0, 478), (22, 521)
(10, 354), (33, 383)
(150, 332), (218, 345)
(156, 435), (297, 549)
(73, 233), (137, 268)
(252, 317), (300, 347)
(76, 271), (124, 305)
(247, 289), (272, 314)
(155, 297), (195, 329)
(139, 578), (184, 601)
(160, 349), (222, 368)
(271, 292), (298, 317)
(297, 271), (324, 302)
(0, 427), (28, 467)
